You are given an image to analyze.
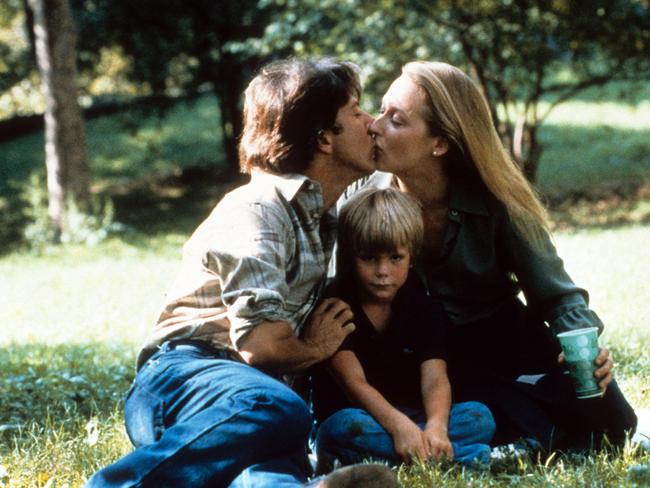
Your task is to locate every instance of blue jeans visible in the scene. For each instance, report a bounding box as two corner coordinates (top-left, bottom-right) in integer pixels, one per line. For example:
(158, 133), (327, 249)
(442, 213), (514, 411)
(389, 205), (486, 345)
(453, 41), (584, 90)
(314, 402), (494, 467)
(85, 342), (313, 487)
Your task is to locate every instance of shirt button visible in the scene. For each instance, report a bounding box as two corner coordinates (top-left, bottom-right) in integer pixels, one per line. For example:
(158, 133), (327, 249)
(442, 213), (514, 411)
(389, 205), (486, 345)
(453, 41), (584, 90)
(311, 211), (320, 219)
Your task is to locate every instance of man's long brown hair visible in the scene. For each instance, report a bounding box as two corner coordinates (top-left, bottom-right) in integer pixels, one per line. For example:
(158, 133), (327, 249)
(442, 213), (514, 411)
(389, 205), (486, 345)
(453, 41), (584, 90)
(239, 58), (361, 175)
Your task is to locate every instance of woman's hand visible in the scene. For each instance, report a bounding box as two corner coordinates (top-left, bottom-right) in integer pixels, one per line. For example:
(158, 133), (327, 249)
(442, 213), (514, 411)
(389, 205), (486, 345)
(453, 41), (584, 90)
(558, 347), (614, 392)
(423, 422), (454, 461)
(390, 418), (428, 464)
(593, 347), (614, 391)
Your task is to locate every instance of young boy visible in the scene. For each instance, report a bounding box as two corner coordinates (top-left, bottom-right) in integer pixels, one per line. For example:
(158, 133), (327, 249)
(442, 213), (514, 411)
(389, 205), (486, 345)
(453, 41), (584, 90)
(312, 187), (495, 469)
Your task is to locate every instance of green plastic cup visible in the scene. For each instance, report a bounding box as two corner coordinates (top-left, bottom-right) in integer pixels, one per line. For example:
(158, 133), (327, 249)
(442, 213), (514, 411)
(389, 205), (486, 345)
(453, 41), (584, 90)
(556, 327), (602, 399)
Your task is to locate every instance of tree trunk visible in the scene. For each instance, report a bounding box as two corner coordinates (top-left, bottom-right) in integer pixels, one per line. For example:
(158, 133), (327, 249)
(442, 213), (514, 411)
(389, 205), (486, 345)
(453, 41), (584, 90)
(217, 90), (241, 170)
(21, 0), (37, 64)
(511, 121), (542, 183)
(28, 0), (89, 241)
(212, 56), (248, 171)
(215, 88), (243, 170)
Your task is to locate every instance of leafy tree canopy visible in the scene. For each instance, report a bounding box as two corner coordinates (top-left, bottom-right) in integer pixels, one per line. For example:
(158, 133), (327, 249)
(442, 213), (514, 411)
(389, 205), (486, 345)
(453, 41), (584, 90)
(3, 0), (649, 177)
(0, 0), (33, 94)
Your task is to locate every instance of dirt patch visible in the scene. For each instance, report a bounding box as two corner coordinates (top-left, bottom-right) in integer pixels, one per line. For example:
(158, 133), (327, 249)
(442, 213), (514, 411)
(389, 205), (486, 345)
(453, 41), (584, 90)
(546, 183), (650, 231)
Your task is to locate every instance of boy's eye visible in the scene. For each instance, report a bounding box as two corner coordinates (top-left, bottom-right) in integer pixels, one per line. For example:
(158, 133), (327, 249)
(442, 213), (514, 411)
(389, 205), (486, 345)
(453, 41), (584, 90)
(390, 254), (404, 262)
(358, 254), (376, 262)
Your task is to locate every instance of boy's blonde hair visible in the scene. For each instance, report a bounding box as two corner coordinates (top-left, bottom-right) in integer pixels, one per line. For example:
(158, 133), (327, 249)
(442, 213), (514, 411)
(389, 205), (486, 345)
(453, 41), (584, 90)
(337, 187), (423, 279)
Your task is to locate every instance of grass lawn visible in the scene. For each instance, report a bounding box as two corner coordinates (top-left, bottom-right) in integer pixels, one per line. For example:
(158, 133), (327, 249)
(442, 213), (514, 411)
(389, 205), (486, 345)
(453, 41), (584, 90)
(0, 222), (649, 487)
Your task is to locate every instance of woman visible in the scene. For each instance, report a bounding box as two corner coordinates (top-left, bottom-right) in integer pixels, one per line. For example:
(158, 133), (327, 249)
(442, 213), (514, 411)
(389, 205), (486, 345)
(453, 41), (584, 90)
(365, 61), (636, 452)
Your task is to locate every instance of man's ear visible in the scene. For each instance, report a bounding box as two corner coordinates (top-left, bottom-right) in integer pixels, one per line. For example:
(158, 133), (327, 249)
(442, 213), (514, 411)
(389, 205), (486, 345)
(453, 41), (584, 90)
(317, 129), (334, 155)
(431, 136), (449, 158)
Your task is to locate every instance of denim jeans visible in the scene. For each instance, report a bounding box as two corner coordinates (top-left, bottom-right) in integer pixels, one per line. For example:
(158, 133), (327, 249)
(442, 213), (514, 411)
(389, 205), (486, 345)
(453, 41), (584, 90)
(314, 402), (495, 467)
(85, 342), (313, 488)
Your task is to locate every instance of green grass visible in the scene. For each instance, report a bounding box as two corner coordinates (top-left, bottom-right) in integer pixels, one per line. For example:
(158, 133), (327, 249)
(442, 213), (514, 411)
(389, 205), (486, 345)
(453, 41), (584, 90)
(536, 98), (650, 197)
(0, 224), (648, 487)
(0, 94), (224, 197)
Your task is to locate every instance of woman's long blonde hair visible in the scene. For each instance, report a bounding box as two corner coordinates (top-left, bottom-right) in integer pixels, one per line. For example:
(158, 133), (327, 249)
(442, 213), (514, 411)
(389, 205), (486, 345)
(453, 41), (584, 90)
(403, 61), (549, 248)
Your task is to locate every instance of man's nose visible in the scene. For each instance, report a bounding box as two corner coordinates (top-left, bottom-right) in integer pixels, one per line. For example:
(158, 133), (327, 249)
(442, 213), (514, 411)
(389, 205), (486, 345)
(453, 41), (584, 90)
(368, 118), (379, 136)
(365, 112), (375, 129)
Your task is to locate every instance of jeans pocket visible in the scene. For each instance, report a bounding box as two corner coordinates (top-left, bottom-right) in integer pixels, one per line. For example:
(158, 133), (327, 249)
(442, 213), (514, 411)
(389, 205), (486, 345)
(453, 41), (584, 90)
(124, 383), (165, 447)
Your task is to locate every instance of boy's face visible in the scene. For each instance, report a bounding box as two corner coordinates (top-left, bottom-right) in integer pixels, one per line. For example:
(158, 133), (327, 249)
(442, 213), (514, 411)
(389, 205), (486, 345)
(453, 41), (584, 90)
(354, 246), (411, 304)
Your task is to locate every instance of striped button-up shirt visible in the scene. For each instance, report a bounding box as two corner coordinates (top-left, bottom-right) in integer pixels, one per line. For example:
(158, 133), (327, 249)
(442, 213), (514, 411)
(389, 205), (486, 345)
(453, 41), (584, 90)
(137, 171), (338, 369)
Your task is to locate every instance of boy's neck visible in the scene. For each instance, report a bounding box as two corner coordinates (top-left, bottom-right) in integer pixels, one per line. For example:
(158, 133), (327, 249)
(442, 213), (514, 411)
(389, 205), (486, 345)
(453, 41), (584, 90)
(360, 299), (393, 334)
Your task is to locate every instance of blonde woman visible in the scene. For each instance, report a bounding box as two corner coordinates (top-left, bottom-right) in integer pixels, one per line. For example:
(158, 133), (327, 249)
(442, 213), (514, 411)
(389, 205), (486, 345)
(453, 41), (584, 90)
(366, 61), (636, 453)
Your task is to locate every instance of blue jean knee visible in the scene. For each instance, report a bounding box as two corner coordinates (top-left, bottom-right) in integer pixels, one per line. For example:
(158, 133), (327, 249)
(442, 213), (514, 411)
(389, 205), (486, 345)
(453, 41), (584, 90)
(315, 408), (399, 467)
(448, 401), (495, 465)
(450, 401), (496, 444)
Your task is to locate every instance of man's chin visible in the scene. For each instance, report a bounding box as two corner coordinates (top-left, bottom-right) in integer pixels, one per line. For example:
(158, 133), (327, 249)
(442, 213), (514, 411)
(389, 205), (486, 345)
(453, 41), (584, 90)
(374, 158), (394, 173)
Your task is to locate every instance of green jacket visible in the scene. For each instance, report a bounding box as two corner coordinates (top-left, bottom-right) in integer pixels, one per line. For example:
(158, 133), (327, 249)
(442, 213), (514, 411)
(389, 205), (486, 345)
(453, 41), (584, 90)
(358, 171), (604, 335)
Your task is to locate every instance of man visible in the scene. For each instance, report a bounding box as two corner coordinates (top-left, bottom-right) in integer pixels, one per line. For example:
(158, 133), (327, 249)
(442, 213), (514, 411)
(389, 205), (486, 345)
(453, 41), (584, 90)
(85, 58), (396, 487)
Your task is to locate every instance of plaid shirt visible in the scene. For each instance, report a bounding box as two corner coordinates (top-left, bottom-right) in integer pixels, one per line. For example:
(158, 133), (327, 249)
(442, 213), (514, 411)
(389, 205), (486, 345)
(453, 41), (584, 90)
(137, 171), (338, 369)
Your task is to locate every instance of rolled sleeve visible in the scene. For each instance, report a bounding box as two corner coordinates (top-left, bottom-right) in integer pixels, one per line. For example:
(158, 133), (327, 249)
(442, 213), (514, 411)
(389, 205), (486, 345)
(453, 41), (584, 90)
(206, 203), (296, 347)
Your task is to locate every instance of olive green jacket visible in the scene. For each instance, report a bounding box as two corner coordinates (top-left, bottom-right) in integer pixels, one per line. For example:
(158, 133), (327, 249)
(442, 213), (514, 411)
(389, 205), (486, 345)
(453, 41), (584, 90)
(354, 171), (604, 335)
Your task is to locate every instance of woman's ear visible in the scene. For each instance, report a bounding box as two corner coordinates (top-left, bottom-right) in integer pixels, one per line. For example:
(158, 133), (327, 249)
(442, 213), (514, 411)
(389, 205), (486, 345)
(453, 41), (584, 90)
(431, 136), (449, 158)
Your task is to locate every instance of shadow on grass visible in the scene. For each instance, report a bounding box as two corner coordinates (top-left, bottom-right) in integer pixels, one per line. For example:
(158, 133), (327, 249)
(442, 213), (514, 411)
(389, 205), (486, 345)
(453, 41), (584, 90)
(0, 341), (136, 441)
(107, 165), (249, 242)
(537, 124), (650, 201)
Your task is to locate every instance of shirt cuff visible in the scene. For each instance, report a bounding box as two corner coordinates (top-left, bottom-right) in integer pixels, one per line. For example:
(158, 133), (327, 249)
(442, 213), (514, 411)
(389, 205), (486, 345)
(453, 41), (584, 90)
(227, 294), (293, 348)
(548, 304), (605, 336)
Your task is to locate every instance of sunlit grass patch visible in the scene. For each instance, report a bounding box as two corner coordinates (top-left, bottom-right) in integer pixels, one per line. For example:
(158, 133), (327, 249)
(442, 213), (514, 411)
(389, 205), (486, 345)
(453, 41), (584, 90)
(1, 407), (130, 487)
(0, 239), (181, 346)
(396, 445), (650, 487)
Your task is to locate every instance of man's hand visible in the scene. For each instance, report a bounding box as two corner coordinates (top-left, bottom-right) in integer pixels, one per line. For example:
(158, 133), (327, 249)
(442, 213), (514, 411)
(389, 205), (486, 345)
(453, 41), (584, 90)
(423, 422), (454, 461)
(302, 298), (355, 359)
(558, 347), (614, 392)
(237, 298), (354, 374)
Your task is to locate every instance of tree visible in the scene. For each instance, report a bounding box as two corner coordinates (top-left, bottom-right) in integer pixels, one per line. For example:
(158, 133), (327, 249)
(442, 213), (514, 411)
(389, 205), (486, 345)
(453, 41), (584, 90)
(27, 0), (89, 241)
(70, 0), (277, 169)
(257, 0), (650, 181)
(418, 0), (650, 181)
(0, 0), (34, 97)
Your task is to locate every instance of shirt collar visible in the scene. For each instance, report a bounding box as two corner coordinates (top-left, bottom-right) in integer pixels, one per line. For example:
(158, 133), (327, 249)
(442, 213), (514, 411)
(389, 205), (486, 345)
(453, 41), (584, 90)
(448, 174), (491, 217)
(376, 170), (491, 217)
(250, 170), (321, 202)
